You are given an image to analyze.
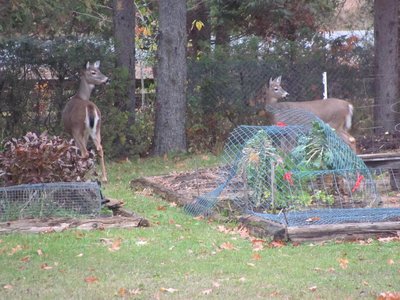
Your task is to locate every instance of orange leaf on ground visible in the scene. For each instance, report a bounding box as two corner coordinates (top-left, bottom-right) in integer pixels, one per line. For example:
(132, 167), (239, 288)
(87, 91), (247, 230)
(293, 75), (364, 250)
(40, 263), (53, 270)
(20, 256), (30, 262)
(338, 258), (349, 269)
(377, 292), (400, 300)
(270, 240), (286, 248)
(220, 242), (235, 250)
(108, 238), (122, 252)
(252, 253), (261, 261)
(84, 276), (98, 283)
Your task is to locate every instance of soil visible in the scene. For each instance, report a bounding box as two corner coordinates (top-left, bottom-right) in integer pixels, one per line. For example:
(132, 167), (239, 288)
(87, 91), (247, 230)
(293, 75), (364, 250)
(357, 132), (400, 154)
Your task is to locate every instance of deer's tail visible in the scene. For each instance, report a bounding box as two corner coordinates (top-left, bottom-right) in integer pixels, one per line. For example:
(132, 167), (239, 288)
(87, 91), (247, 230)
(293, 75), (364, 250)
(85, 105), (99, 131)
(345, 104), (354, 130)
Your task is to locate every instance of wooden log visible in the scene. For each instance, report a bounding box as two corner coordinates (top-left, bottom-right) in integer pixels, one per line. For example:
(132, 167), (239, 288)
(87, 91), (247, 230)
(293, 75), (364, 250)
(238, 214), (287, 241)
(0, 216), (149, 234)
(287, 221), (400, 243)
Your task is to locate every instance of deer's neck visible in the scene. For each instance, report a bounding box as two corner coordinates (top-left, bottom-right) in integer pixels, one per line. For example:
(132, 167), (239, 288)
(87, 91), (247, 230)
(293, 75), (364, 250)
(76, 76), (94, 101)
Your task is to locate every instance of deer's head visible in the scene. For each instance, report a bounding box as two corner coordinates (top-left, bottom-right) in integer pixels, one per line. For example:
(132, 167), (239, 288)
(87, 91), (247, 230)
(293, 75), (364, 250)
(267, 76), (289, 103)
(82, 61), (109, 86)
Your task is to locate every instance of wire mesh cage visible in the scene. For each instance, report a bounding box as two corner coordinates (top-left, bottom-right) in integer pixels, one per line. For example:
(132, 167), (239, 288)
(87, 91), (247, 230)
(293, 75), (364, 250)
(185, 107), (384, 224)
(0, 182), (102, 221)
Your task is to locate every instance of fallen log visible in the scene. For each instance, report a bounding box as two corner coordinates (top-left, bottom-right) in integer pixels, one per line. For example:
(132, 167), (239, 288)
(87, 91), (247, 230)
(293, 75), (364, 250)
(0, 215), (149, 234)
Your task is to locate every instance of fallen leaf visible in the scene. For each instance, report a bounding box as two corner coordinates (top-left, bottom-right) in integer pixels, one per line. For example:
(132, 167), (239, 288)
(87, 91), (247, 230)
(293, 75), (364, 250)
(37, 249), (43, 256)
(377, 292), (400, 300)
(84, 276), (98, 283)
(160, 287), (178, 293)
(118, 287), (127, 297)
(252, 253), (261, 261)
(3, 284), (12, 290)
(309, 286), (317, 292)
(157, 205), (167, 211)
(270, 240), (285, 248)
(108, 238), (122, 252)
(136, 238), (148, 246)
(251, 239), (264, 251)
(220, 242), (235, 250)
(20, 256), (30, 262)
(338, 258), (349, 269)
(76, 253), (84, 257)
(40, 263), (53, 270)
(239, 277), (246, 282)
(201, 289), (213, 295)
(388, 259), (395, 265)
(9, 245), (22, 256)
(247, 262), (255, 267)
(169, 219), (175, 225)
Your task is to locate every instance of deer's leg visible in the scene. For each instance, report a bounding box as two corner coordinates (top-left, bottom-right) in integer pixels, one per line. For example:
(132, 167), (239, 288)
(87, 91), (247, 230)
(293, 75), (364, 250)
(91, 130), (107, 183)
(72, 131), (89, 158)
(336, 129), (357, 153)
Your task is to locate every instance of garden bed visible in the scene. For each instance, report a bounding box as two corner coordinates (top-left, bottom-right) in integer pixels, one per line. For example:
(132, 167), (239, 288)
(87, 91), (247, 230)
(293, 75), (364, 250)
(131, 167), (400, 242)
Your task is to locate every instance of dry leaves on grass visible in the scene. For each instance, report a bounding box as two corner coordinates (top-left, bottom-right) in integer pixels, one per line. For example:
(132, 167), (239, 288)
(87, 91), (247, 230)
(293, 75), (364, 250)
(117, 287), (141, 297)
(84, 276), (99, 283)
(377, 292), (400, 300)
(338, 258), (349, 269)
(160, 287), (178, 293)
(219, 242), (235, 250)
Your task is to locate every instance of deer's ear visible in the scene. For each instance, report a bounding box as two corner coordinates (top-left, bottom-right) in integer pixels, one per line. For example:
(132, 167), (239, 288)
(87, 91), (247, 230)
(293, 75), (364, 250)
(269, 77), (273, 85)
(275, 76), (282, 84)
(86, 62), (90, 69)
(94, 61), (100, 68)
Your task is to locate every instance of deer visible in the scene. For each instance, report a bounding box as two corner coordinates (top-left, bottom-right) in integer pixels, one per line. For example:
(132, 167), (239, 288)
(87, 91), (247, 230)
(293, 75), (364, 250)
(250, 76), (357, 152)
(62, 61), (109, 182)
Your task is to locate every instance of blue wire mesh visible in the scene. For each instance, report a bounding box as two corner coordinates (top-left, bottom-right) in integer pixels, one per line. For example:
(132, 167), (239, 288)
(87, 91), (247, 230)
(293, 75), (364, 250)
(0, 182), (102, 221)
(185, 107), (383, 223)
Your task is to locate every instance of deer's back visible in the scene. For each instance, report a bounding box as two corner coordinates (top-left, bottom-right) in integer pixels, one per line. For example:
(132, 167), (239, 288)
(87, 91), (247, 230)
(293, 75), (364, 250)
(62, 97), (101, 135)
(271, 98), (352, 130)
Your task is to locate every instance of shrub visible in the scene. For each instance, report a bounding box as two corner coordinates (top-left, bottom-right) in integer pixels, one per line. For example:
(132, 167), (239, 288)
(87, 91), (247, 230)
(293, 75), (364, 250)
(0, 132), (96, 187)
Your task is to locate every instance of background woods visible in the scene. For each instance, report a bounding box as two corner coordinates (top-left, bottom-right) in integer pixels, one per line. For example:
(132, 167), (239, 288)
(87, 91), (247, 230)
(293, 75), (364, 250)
(0, 0), (398, 157)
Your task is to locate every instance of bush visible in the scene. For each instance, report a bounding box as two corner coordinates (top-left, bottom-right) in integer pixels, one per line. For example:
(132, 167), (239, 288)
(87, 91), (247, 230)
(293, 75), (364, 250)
(0, 132), (96, 187)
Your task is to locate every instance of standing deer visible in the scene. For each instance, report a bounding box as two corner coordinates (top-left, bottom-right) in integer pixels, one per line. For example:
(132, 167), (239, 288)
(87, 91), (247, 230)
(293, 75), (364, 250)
(250, 76), (357, 152)
(62, 61), (109, 182)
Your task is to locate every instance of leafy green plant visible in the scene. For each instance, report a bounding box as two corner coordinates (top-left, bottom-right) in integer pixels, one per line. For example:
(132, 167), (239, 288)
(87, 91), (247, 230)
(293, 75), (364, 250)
(292, 121), (334, 170)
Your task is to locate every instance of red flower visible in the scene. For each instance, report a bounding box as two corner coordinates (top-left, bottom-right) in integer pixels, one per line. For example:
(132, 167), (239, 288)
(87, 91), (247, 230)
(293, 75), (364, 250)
(351, 174), (364, 192)
(276, 122), (287, 127)
(283, 172), (294, 185)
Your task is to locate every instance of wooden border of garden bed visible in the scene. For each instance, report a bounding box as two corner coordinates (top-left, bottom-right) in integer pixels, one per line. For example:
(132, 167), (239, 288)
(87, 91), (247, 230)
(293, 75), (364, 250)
(0, 198), (150, 234)
(131, 176), (400, 242)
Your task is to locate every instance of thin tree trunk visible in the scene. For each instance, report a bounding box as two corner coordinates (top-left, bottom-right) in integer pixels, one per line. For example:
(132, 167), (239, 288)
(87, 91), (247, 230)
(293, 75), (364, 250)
(153, 0), (187, 155)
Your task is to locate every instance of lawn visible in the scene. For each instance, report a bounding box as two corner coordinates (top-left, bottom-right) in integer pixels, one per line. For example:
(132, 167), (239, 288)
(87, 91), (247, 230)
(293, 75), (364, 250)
(0, 153), (399, 299)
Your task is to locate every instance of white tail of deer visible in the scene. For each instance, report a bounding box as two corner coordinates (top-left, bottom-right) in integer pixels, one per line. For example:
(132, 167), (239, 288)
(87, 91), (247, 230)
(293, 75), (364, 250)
(251, 76), (357, 152)
(62, 61), (109, 182)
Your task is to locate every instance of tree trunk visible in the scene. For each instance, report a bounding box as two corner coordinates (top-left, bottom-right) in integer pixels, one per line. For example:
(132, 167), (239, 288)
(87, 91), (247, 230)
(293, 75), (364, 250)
(373, 0), (400, 133)
(153, 0), (187, 155)
(113, 0), (136, 123)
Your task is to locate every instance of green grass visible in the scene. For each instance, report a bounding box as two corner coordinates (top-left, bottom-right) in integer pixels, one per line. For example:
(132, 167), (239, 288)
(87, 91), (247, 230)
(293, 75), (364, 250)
(0, 153), (399, 299)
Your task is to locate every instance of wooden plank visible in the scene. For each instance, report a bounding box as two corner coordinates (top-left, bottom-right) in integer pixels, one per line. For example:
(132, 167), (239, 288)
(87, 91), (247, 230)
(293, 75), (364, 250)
(287, 221), (400, 242)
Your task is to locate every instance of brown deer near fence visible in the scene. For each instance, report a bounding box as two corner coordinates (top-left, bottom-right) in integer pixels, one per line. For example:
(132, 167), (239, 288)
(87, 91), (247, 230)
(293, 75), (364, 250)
(249, 76), (357, 152)
(62, 61), (109, 182)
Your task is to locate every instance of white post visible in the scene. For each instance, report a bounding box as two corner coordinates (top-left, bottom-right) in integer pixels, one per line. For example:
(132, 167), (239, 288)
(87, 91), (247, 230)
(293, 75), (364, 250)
(322, 71), (328, 99)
